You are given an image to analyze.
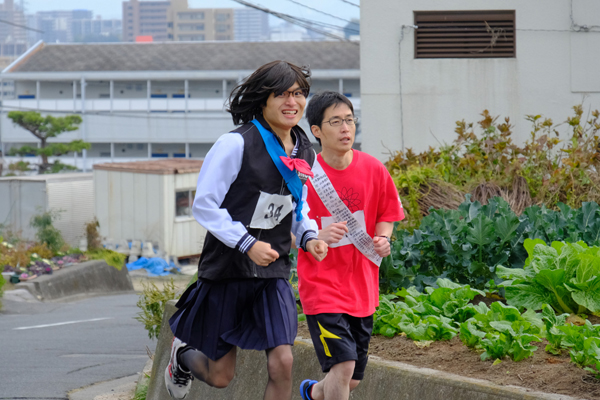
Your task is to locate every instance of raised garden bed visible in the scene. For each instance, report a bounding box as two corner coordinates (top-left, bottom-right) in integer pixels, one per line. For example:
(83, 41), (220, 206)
(298, 318), (600, 400)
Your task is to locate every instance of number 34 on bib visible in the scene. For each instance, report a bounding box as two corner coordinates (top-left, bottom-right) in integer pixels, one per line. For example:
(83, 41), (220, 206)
(249, 191), (294, 230)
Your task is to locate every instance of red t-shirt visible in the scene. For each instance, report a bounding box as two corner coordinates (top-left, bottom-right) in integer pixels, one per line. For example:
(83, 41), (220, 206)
(298, 150), (405, 317)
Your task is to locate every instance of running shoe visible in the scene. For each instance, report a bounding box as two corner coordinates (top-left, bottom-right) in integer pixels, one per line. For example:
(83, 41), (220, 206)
(164, 337), (193, 399)
(300, 379), (318, 400)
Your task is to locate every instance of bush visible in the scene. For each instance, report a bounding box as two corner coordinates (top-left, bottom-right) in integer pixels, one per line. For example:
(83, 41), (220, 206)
(135, 278), (179, 340)
(86, 249), (126, 270)
(386, 105), (600, 226)
(30, 210), (64, 253)
(85, 218), (102, 251)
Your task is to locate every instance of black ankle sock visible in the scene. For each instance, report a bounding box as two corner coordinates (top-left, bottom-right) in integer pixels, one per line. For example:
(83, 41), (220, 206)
(176, 346), (192, 373)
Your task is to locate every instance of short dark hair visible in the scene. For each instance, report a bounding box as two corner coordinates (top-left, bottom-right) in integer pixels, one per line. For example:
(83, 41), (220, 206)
(226, 60), (311, 126)
(306, 91), (354, 145)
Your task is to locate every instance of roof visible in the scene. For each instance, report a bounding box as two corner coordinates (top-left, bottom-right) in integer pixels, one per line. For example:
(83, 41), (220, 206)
(0, 173), (93, 182)
(93, 159), (204, 175)
(5, 41), (360, 74)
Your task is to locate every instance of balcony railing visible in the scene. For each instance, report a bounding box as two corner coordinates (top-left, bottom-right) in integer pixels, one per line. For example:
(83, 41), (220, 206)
(2, 97), (361, 113)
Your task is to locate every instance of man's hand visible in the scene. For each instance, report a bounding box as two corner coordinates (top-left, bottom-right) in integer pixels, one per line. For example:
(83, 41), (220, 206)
(306, 239), (328, 262)
(318, 221), (349, 245)
(247, 241), (280, 267)
(373, 236), (391, 257)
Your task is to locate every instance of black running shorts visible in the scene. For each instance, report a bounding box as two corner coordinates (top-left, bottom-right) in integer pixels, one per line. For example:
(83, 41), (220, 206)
(305, 313), (373, 380)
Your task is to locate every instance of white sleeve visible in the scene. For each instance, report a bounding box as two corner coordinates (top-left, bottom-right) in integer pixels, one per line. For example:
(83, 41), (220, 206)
(192, 133), (257, 252)
(292, 184), (319, 250)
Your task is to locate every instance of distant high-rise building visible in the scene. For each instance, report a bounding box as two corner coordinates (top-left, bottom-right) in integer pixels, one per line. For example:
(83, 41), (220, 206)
(0, 0), (28, 60)
(28, 10), (119, 44)
(72, 17), (122, 42)
(122, 0), (170, 42)
(34, 10), (92, 43)
(234, 8), (268, 41)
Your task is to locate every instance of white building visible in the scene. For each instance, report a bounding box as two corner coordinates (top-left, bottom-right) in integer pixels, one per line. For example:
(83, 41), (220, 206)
(361, 0), (600, 160)
(0, 40), (360, 172)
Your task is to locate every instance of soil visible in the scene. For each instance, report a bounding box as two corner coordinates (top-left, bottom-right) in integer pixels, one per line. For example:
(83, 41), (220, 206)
(297, 311), (600, 400)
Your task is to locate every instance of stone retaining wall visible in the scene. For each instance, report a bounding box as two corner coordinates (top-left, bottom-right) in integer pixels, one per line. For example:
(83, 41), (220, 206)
(146, 301), (577, 400)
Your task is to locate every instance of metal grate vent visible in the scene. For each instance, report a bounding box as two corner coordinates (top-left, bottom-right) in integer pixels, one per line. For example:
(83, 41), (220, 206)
(414, 10), (516, 59)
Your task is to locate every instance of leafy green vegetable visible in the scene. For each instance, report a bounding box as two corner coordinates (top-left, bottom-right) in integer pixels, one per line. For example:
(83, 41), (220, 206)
(374, 278), (483, 341)
(388, 199), (600, 292)
(460, 302), (542, 362)
(497, 240), (600, 314)
(541, 304), (569, 355)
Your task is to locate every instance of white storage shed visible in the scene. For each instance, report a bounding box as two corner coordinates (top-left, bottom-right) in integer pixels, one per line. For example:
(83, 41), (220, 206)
(93, 159), (206, 258)
(0, 173), (94, 246)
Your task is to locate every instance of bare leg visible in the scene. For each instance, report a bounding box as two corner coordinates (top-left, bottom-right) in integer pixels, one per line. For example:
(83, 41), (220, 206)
(310, 360), (355, 400)
(264, 345), (294, 400)
(180, 346), (237, 388)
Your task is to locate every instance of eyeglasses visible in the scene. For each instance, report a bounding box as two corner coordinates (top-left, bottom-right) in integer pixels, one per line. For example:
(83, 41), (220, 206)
(275, 88), (309, 99)
(323, 117), (358, 127)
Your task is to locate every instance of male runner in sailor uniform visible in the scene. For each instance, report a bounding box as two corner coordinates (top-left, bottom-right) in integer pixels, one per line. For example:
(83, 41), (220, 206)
(165, 61), (328, 400)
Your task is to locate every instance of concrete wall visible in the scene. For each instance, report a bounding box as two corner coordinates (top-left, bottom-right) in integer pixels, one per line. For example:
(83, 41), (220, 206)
(15, 260), (133, 301)
(146, 301), (576, 400)
(361, 0), (600, 159)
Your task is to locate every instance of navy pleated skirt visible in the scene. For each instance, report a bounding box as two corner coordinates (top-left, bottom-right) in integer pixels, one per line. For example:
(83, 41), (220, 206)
(169, 277), (298, 361)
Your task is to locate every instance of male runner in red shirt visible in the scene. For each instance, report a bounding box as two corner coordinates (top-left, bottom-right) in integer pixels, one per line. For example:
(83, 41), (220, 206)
(298, 91), (404, 400)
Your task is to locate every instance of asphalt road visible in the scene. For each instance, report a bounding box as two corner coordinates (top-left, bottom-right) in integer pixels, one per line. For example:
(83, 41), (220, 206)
(0, 293), (156, 400)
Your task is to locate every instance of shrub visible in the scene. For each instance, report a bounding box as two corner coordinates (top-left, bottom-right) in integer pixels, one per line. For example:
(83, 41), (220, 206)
(135, 278), (179, 340)
(30, 210), (64, 253)
(386, 105), (600, 226)
(85, 218), (102, 251)
(86, 249), (126, 270)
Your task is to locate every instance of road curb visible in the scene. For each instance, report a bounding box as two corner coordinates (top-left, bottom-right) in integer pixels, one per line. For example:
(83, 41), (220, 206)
(145, 301), (580, 400)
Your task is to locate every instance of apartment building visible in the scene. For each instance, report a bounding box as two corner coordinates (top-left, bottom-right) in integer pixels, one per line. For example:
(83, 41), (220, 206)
(122, 0), (170, 42)
(123, 0), (264, 42)
(168, 1), (234, 41)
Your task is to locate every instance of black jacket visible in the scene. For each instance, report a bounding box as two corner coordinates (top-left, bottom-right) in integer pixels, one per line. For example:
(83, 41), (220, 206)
(197, 116), (315, 281)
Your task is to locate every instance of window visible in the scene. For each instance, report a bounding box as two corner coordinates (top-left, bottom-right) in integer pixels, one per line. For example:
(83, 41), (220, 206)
(216, 24), (229, 32)
(178, 12), (204, 20)
(179, 34), (205, 41)
(178, 23), (204, 31)
(216, 13), (229, 21)
(175, 190), (196, 217)
(414, 10), (515, 58)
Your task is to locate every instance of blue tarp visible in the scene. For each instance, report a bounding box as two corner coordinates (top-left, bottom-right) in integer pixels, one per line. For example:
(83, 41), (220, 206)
(126, 257), (179, 277)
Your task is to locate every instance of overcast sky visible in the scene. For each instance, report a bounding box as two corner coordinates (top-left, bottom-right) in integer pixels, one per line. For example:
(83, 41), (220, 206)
(21, 0), (360, 29)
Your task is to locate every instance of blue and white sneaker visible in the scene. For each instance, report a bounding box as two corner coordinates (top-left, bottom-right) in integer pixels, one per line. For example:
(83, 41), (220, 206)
(164, 337), (193, 399)
(300, 379), (318, 400)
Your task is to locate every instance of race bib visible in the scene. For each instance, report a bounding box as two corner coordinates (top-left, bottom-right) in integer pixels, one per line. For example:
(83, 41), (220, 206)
(311, 160), (382, 266)
(321, 211), (365, 248)
(249, 191), (293, 230)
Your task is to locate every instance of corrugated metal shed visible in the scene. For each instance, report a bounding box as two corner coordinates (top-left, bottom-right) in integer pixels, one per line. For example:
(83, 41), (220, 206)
(93, 159), (205, 258)
(0, 173), (94, 246)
